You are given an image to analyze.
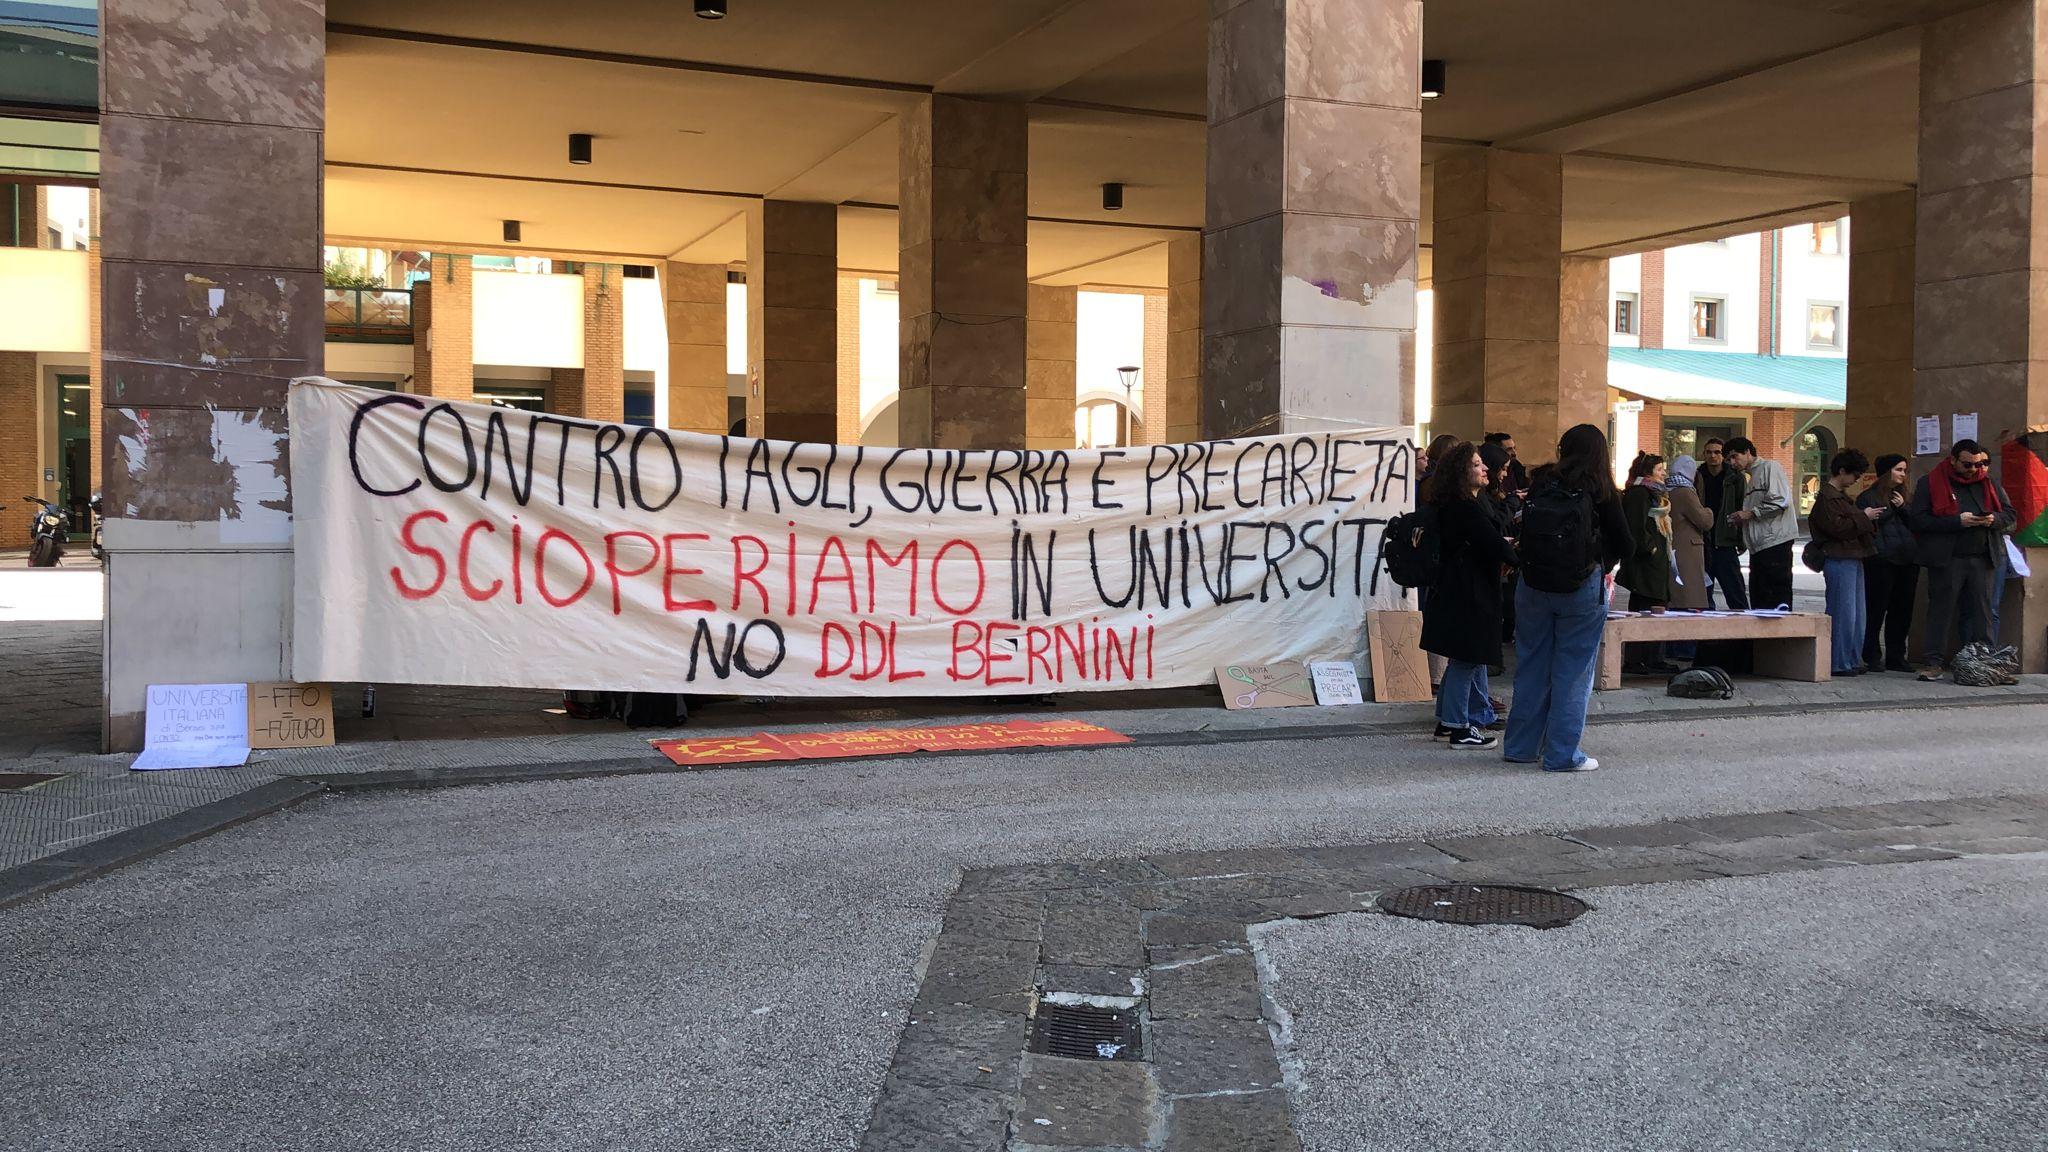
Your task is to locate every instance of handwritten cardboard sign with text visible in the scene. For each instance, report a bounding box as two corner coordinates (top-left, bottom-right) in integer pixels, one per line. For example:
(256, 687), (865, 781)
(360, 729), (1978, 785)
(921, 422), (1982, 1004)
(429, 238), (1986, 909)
(247, 682), (335, 749)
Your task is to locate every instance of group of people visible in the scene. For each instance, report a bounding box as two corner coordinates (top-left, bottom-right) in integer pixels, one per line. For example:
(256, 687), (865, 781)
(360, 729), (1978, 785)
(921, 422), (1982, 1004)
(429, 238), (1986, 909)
(1413, 426), (2024, 771)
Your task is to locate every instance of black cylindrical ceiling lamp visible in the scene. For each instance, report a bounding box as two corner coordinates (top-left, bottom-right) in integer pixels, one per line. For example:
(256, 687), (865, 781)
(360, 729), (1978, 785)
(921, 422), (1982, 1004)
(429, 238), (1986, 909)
(569, 132), (593, 165)
(1102, 182), (1124, 211)
(1421, 59), (1446, 100)
(695, 0), (726, 18)
(503, 219), (522, 243)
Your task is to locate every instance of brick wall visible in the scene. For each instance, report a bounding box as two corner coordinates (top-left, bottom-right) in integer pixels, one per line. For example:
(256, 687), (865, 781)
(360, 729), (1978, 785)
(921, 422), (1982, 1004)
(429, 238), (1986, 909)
(1756, 229), (1779, 354)
(1639, 249), (1665, 350)
(413, 256), (474, 401)
(1752, 407), (1800, 480)
(0, 352), (38, 548)
(1142, 292), (1167, 445)
(837, 275), (862, 444)
(1635, 400), (1665, 465)
(578, 264), (625, 422)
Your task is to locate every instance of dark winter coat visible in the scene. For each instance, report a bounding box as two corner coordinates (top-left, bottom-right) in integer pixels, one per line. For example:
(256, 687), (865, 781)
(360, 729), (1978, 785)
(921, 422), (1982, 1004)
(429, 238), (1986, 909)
(1614, 484), (1673, 603)
(1809, 483), (1877, 560)
(1907, 472), (2017, 566)
(1856, 485), (1917, 564)
(1421, 496), (1517, 667)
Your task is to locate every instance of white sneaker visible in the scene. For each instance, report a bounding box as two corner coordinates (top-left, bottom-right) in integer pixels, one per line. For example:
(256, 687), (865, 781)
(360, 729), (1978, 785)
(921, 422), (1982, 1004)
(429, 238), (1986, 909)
(1543, 756), (1599, 773)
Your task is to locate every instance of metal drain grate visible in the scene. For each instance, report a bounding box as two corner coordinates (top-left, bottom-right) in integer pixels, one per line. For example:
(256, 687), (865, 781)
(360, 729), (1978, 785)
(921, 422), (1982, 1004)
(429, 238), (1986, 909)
(1379, 884), (1589, 930)
(0, 772), (63, 793)
(1028, 1002), (1142, 1061)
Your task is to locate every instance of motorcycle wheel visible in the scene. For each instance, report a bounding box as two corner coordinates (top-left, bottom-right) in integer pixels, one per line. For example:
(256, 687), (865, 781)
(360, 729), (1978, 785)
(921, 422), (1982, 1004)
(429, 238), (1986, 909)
(29, 537), (59, 567)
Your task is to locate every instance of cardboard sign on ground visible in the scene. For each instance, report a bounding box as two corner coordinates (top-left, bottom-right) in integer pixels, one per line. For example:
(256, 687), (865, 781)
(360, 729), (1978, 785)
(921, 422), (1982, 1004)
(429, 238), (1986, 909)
(1216, 662), (1316, 709)
(1366, 611), (1433, 702)
(247, 682), (336, 749)
(1309, 661), (1366, 706)
(132, 683), (251, 771)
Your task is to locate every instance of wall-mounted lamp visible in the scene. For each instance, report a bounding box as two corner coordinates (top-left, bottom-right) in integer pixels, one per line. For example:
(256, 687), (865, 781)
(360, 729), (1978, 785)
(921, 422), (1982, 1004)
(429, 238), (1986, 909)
(1102, 182), (1124, 211)
(503, 220), (522, 243)
(569, 133), (593, 165)
(1421, 59), (1446, 100)
(695, 0), (727, 17)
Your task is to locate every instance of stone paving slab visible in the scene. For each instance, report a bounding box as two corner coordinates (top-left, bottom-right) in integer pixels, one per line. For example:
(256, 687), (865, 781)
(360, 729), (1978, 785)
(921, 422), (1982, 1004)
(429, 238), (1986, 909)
(856, 792), (2048, 1151)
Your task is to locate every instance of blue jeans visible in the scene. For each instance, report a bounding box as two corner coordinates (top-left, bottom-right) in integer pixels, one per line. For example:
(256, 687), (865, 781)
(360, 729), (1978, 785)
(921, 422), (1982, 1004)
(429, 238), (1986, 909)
(1435, 660), (1496, 729)
(1505, 573), (1607, 771)
(1823, 557), (1866, 673)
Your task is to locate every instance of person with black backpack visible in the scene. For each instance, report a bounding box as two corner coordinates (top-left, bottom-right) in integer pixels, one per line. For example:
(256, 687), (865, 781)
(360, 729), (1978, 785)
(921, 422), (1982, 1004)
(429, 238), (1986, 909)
(1503, 423), (1634, 773)
(1421, 442), (1518, 749)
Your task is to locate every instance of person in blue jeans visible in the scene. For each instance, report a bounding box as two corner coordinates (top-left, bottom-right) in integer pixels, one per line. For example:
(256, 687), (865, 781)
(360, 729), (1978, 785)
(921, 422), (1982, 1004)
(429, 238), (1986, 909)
(1421, 442), (1518, 749)
(1505, 423), (1635, 773)
(1807, 448), (1880, 675)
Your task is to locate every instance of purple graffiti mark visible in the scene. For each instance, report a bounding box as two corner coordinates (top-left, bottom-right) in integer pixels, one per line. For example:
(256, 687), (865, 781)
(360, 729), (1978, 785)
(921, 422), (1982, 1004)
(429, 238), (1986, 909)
(1313, 278), (1341, 299)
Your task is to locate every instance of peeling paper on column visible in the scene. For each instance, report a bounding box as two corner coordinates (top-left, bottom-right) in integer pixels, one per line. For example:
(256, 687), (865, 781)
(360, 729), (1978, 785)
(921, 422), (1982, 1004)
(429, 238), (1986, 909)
(213, 408), (293, 544)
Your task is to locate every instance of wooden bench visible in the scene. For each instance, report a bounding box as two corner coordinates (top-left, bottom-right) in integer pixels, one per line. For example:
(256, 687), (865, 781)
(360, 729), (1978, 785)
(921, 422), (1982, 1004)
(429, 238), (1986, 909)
(1597, 611), (1832, 691)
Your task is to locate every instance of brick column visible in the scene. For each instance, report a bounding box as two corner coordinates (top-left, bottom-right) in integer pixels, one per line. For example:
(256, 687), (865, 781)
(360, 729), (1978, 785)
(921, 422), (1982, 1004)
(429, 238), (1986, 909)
(1639, 249), (1666, 350)
(1558, 255), (1610, 442)
(1142, 291), (1168, 445)
(1914, 0), (2048, 669)
(578, 262), (625, 423)
(1846, 190), (1916, 460)
(837, 274), (862, 444)
(412, 254), (473, 401)
(0, 352), (35, 549)
(1025, 284), (1077, 450)
(98, 0), (326, 750)
(746, 200), (838, 443)
(665, 262), (729, 435)
(1166, 233), (1203, 443)
(1431, 148), (1565, 450)
(1205, 0), (1420, 437)
(897, 95), (1029, 448)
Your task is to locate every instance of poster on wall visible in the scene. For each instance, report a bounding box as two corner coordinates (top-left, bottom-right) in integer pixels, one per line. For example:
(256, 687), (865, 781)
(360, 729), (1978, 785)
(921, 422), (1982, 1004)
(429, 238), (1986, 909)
(288, 379), (1414, 697)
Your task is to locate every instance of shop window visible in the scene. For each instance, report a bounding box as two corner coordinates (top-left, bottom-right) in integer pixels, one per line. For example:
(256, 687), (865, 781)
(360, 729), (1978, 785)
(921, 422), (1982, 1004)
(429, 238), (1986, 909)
(1690, 296), (1725, 343)
(1806, 302), (1842, 349)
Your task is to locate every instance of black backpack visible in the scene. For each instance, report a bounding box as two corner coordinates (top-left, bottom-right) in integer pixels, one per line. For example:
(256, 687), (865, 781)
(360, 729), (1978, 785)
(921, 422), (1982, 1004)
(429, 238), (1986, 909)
(1519, 480), (1599, 594)
(617, 692), (687, 728)
(1381, 504), (1443, 589)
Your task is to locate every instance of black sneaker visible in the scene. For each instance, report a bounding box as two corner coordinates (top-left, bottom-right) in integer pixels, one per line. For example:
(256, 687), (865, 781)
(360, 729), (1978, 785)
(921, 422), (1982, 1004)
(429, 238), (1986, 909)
(1447, 727), (1499, 750)
(1433, 723), (1461, 741)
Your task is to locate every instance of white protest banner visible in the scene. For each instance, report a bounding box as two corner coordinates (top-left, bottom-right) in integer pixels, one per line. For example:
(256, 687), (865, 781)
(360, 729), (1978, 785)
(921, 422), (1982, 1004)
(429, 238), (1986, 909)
(289, 379), (1414, 697)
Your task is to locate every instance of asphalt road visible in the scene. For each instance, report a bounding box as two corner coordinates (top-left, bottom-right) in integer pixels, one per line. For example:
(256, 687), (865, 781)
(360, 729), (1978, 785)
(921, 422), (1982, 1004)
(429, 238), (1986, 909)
(4, 704), (2046, 1152)
(1262, 856), (2048, 1151)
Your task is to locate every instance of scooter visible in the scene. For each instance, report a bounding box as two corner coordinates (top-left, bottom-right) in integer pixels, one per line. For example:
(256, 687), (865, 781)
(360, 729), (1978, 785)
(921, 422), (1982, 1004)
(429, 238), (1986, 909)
(23, 496), (69, 567)
(89, 491), (103, 564)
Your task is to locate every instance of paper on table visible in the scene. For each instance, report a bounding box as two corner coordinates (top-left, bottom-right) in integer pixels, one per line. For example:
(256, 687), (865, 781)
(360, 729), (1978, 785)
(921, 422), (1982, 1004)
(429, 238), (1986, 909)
(1916, 415), (1942, 456)
(134, 741), (250, 771)
(1954, 412), (1979, 444)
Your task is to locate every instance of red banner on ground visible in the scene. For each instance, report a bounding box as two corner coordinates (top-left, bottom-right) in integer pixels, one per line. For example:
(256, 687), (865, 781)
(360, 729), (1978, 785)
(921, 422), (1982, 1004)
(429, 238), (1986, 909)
(652, 719), (1130, 766)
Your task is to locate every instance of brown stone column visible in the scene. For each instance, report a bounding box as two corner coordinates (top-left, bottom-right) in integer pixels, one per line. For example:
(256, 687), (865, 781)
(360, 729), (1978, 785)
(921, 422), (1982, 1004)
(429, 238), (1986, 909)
(1204, 0), (1420, 437)
(412, 254), (473, 402)
(578, 262), (625, 423)
(98, 0), (326, 749)
(665, 262), (729, 435)
(0, 352), (35, 549)
(1166, 233), (1204, 443)
(1025, 284), (1077, 450)
(746, 200), (838, 443)
(1430, 148), (1564, 450)
(897, 95), (1028, 449)
(1914, 0), (2048, 669)
(1142, 291), (1168, 445)
(1557, 255), (1610, 443)
(88, 249), (103, 493)
(1847, 190), (1916, 460)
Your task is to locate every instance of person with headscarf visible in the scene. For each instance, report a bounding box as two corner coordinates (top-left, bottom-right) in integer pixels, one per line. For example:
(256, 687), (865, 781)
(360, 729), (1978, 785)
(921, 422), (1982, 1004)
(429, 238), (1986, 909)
(1664, 454), (1714, 614)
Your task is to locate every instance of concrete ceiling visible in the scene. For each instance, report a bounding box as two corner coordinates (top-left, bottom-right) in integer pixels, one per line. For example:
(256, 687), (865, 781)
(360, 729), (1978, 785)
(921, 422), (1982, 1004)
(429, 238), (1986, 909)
(324, 0), (1948, 287)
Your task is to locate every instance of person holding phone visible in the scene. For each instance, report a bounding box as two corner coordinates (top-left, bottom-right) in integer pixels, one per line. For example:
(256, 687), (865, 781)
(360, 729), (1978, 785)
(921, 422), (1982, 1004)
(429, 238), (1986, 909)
(1908, 439), (2017, 680)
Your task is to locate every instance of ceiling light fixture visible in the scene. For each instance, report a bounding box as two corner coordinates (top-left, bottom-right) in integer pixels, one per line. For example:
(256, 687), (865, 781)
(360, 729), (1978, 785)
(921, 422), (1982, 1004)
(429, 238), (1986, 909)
(1421, 59), (1446, 100)
(503, 219), (522, 243)
(695, 0), (727, 18)
(1102, 182), (1124, 211)
(569, 133), (593, 165)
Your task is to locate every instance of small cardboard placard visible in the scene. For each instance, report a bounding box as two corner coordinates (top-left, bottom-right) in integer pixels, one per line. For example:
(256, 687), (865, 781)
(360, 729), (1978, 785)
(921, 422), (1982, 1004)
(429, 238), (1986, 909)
(247, 682), (336, 749)
(1366, 611), (1433, 703)
(133, 683), (250, 771)
(1216, 662), (1316, 709)
(1309, 661), (1365, 706)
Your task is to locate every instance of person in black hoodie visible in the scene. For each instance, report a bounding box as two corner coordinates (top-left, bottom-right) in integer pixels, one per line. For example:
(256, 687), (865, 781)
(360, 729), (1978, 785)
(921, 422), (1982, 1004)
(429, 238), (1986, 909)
(1502, 423), (1633, 773)
(1422, 442), (1518, 750)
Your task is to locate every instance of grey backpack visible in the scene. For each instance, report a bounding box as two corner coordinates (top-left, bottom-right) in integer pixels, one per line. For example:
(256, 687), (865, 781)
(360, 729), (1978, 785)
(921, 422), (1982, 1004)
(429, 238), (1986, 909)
(1667, 666), (1735, 700)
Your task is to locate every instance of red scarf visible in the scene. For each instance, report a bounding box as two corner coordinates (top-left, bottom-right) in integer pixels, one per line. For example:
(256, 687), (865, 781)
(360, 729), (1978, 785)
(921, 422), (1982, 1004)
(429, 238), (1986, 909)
(1928, 458), (2002, 518)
